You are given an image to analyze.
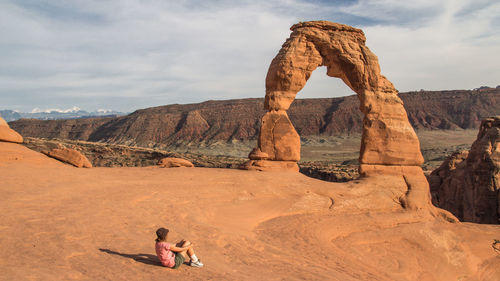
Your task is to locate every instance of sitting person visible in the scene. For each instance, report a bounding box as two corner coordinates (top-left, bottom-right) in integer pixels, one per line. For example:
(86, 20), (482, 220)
(154, 227), (203, 268)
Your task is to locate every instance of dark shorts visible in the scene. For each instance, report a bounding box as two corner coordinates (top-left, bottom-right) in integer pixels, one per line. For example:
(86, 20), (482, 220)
(172, 252), (185, 269)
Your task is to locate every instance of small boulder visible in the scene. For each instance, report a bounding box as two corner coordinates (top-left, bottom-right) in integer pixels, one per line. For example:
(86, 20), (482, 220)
(43, 147), (93, 168)
(0, 117), (23, 143)
(158, 157), (194, 168)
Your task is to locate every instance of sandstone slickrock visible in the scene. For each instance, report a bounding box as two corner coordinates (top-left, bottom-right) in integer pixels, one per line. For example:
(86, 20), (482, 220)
(429, 116), (500, 223)
(157, 157), (194, 168)
(240, 159), (299, 172)
(43, 147), (93, 168)
(0, 117), (23, 143)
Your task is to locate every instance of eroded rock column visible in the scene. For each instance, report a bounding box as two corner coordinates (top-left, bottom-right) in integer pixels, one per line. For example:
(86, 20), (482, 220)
(429, 116), (500, 223)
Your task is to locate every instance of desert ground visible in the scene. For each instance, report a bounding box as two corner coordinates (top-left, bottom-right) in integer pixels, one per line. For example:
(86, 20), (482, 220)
(1, 142), (499, 281)
(169, 129), (478, 169)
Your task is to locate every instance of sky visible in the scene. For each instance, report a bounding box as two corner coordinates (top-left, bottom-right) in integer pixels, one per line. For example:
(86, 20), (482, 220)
(1, 0), (499, 112)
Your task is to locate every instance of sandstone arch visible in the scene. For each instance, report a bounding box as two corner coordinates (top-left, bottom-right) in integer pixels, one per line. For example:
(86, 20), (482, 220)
(244, 21), (449, 213)
(248, 20), (423, 167)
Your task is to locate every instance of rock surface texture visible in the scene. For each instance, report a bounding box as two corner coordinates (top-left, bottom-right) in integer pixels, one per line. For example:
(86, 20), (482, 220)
(0, 117), (23, 143)
(157, 157), (194, 168)
(245, 21), (454, 218)
(429, 116), (500, 223)
(247, 21), (424, 172)
(43, 147), (93, 168)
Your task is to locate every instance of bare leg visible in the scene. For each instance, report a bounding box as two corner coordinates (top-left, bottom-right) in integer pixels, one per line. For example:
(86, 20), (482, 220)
(177, 240), (195, 261)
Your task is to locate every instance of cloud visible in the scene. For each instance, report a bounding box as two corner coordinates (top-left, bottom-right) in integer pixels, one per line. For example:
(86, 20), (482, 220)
(363, 0), (500, 91)
(0, 0), (499, 112)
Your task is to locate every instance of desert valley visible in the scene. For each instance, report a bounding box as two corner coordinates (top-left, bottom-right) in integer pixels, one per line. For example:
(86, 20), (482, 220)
(1, 16), (499, 281)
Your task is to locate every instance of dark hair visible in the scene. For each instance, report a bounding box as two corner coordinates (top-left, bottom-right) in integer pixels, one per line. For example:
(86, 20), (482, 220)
(155, 227), (169, 242)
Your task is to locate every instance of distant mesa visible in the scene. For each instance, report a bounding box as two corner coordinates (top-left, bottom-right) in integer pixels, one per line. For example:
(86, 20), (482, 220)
(429, 116), (500, 224)
(0, 117), (23, 143)
(157, 157), (194, 168)
(42, 147), (93, 168)
(7, 89), (500, 148)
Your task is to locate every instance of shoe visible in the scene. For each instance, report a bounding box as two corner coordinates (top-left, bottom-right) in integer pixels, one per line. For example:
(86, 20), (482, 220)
(190, 259), (203, 268)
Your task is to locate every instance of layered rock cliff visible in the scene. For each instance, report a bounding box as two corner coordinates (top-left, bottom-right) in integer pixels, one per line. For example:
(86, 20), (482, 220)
(9, 88), (500, 148)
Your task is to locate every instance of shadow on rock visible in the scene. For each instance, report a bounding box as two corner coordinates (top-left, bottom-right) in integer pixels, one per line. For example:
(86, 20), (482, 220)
(99, 248), (162, 267)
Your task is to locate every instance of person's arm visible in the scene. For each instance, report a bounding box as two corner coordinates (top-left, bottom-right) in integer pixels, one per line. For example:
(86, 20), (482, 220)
(170, 244), (192, 252)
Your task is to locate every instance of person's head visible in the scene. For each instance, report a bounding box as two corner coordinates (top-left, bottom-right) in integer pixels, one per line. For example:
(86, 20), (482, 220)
(155, 227), (169, 242)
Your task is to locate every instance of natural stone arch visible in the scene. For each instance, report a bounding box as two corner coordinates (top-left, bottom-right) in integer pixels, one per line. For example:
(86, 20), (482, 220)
(245, 21), (423, 170)
(243, 21), (452, 213)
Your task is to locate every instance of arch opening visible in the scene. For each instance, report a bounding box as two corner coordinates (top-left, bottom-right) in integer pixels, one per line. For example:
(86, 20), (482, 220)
(296, 66), (355, 99)
(287, 66), (362, 166)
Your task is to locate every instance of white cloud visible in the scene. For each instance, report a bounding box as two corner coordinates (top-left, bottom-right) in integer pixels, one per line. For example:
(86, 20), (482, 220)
(363, 0), (500, 91)
(31, 106), (81, 113)
(0, 0), (499, 112)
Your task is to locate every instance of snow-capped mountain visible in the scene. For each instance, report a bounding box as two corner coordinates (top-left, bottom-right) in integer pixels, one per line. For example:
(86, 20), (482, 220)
(0, 107), (127, 122)
(30, 106), (83, 114)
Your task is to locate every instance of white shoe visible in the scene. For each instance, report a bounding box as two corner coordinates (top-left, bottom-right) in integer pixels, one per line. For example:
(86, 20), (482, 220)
(190, 260), (203, 267)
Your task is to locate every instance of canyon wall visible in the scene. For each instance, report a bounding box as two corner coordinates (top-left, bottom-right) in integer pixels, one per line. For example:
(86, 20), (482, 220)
(9, 89), (499, 148)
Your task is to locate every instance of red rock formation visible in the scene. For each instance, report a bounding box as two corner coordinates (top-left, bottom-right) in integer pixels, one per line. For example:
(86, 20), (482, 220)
(170, 110), (210, 142)
(8, 89), (500, 146)
(0, 117), (23, 143)
(429, 116), (500, 223)
(43, 147), (93, 168)
(246, 21), (423, 173)
(244, 21), (457, 218)
(248, 148), (269, 160)
(157, 157), (194, 168)
(241, 160), (299, 172)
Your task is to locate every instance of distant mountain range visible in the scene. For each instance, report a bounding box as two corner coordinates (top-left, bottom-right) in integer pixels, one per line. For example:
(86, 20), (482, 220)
(8, 87), (500, 148)
(0, 107), (126, 122)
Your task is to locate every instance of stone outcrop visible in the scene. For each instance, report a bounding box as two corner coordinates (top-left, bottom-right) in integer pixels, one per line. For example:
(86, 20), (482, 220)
(0, 117), (23, 143)
(157, 157), (194, 168)
(243, 21), (456, 218)
(43, 147), (93, 168)
(429, 116), (500, 223)
(240, 159), (299, 172)
(246, 21), (423, 173)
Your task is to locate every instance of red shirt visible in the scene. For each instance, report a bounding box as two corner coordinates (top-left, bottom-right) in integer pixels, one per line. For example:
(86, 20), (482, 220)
(155, 242), (175, 267)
